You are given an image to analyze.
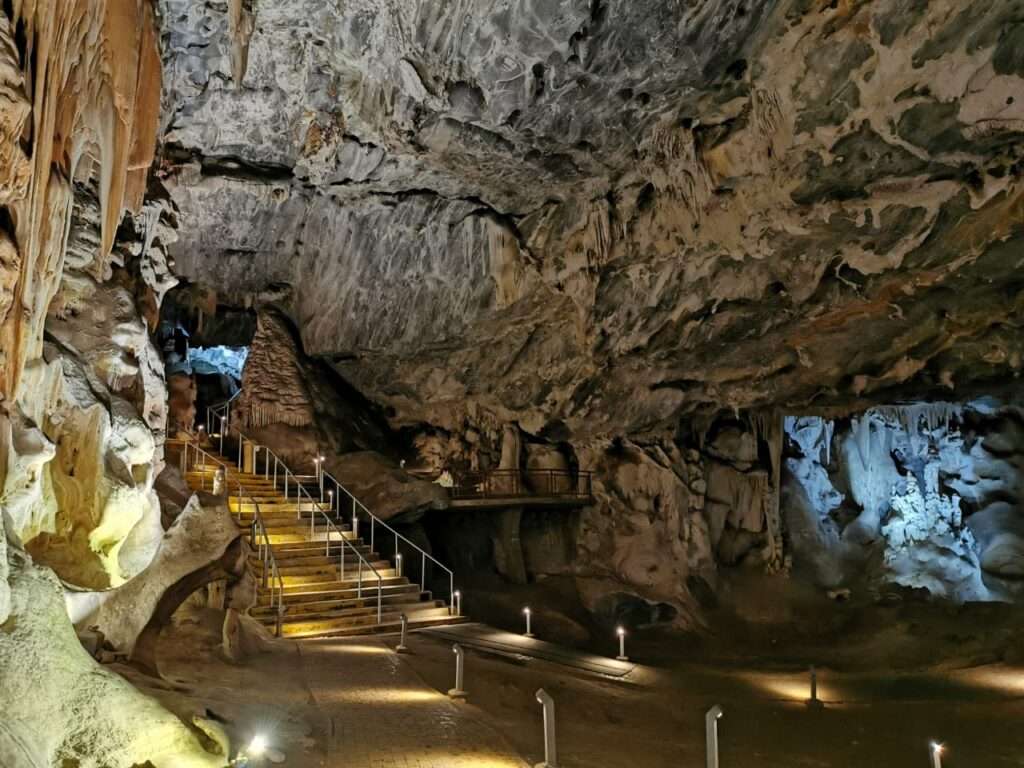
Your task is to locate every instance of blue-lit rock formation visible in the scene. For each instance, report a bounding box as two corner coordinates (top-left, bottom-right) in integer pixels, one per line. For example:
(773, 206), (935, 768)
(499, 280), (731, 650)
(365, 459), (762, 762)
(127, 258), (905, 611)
(784, 401), (1024, 602)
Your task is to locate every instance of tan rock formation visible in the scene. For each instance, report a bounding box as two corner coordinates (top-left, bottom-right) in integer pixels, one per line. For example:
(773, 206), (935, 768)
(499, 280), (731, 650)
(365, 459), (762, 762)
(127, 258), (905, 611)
(236, 310), (315, 429)
(0, 548), (223, 768)
(66, 493), (248, 670)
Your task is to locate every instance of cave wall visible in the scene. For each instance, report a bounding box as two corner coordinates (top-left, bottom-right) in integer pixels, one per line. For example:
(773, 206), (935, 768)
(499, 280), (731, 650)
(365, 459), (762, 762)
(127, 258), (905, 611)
(0, 1), (227, 765)
(156, 0), (1024, 441)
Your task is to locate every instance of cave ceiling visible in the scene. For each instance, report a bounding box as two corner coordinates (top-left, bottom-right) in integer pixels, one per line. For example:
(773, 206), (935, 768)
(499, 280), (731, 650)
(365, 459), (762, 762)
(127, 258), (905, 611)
(157, 0), (1024, 438)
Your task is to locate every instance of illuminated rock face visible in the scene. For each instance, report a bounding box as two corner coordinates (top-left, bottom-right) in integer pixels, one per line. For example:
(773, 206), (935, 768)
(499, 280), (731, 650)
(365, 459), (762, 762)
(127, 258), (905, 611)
(783, 402), (1024, 602)
(0, 2), (225, 765)
(159, 0), (1024, 439)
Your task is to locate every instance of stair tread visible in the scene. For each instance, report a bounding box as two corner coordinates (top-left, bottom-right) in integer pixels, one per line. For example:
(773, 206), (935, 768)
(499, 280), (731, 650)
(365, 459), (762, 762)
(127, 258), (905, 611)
(274, 615), (469, 639)
(186, 447), (458, 638)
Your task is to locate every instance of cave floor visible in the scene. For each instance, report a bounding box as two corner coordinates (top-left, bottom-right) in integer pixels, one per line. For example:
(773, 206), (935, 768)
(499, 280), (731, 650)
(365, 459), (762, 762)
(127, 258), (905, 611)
(138, 605), (1024, 768)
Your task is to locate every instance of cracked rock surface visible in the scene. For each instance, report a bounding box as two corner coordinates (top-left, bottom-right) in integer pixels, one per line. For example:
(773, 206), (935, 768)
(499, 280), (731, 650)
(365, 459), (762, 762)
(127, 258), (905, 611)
(159, 0), (1024, 437)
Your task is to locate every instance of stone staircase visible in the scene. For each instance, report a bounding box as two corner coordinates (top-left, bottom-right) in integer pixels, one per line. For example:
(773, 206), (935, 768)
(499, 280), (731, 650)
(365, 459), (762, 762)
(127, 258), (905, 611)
(185, 455), (465, 639)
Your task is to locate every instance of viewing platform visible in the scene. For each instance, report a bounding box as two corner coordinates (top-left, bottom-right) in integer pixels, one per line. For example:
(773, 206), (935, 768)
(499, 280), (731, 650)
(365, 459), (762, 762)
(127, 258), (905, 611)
(447, 468), (595, 510)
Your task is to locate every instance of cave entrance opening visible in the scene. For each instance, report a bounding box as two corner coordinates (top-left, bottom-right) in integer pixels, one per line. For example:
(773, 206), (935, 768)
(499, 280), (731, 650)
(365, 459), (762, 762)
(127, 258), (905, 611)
(159, 282), (257, 434)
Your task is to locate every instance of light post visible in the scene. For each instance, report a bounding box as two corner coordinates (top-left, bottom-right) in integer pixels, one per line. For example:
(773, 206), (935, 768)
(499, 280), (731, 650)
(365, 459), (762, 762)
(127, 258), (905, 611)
(931, 743), (944, 768)
(706, 705), (723, 768)
(535, 688), (559, 768)
(616, 626), (628, 661)
(219, 415), (226, 454)
(806, 666), (823, 709)
(396, 613), (410, 654)
(524, 607), (535, 638)
(318, 455), (325, 500)
(448, 644), (467, 699)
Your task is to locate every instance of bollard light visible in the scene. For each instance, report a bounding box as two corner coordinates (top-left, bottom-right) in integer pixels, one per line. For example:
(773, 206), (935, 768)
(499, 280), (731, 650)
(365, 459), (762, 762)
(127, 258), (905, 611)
(523, 607), (535, 638)
(395, 553), (403, 578)
(931, 742), (943, 768)
(616, 626), (628, 661)
(806, 665), (823, 709)
(328, 489), (334, 513)
(535, 688), (560, 768)
(396, 613), (410, 654)
(705, 705), (723, 768)
(448, 643), (467, 699)
(453, 589), (462, 617)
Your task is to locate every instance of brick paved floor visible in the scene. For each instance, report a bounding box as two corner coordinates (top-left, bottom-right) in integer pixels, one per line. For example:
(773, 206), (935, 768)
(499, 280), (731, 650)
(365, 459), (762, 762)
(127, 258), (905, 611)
(153, 623), (528, 768)
(298, 639), (529, 768)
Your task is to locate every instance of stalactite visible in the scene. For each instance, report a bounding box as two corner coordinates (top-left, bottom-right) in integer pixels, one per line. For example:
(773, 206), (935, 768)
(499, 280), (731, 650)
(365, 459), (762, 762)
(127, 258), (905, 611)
(0, 0), (160, 403)
(823, 419), (834, 466)
(228, 0), (255, 86)
(871, 402), (962, 434)
(743, 409), (786, 572)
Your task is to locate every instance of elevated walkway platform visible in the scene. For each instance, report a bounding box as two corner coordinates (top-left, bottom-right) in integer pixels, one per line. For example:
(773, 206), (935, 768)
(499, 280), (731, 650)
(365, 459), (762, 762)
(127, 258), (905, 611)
(419, 622), (637, 679)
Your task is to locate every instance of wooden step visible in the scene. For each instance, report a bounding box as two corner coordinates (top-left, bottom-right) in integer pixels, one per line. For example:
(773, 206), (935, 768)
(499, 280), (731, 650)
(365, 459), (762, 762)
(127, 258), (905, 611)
(257, 598), (445, 625)
(280, 567), (397, 587)
(253, 588), (428, 615)
(249, 548), (374, 567)
(260, 580), (421, 604)
(274, 612), (469, 639)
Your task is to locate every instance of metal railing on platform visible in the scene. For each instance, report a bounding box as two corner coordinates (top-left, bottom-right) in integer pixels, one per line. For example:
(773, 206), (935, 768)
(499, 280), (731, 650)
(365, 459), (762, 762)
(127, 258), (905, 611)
(449, 468), (593, 500)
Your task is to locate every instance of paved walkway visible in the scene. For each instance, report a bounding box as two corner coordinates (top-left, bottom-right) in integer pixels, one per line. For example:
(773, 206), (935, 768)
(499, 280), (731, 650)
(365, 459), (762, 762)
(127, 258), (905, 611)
(420, 623), (637, 678)
(298, 638), (528, 767)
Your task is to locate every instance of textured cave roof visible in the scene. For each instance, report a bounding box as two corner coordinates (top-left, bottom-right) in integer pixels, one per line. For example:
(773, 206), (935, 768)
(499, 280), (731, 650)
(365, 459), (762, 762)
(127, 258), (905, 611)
(157, 0), (1024, 437)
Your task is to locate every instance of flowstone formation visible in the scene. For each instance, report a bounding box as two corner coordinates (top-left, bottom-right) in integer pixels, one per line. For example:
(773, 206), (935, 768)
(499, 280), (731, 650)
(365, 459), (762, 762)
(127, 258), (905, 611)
(783, 401), (1024, 602)
(158, 0), (1024, 439)
(0, 1), (233, 765)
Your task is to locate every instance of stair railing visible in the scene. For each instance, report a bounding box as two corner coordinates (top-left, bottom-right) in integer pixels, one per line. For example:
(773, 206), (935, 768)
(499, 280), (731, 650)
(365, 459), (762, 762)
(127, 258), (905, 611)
(288, 459), (384, 624)
(209, 396), (457, 616)
(213, 405), (385, 624)
(322, 469), (455, 612)
(179, 439), (286, 637)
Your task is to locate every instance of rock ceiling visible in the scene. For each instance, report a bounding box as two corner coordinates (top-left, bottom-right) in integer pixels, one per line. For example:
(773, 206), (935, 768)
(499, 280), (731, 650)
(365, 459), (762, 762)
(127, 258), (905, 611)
(158, 0), (1024, 438)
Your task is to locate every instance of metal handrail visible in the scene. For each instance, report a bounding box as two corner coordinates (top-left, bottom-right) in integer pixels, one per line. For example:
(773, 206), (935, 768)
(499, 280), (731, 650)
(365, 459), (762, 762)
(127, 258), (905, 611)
(291, 458), (384, 624)
(322, 469), (455, 607)
(450, 468), (594, 500)
(213, 403), (386, 623)
(179, 439), (286, 636)
(210, 396), (457, 614)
